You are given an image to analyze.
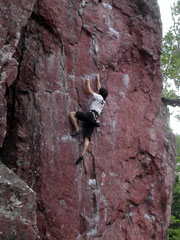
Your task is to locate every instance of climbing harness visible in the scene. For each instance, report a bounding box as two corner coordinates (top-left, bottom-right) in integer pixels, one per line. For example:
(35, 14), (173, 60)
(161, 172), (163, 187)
(89, 110), (100, 127)
(89, 110), (99, 121)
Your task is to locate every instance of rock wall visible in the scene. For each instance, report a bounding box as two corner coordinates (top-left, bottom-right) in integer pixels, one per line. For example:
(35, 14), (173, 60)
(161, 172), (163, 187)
(0, 0), (177, 239)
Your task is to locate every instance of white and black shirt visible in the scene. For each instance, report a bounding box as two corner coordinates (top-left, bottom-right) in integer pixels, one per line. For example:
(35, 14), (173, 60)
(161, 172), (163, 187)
(89, 93), (105, 115)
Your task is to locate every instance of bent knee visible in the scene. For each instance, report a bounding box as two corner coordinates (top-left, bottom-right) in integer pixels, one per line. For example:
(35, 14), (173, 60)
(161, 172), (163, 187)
(70, 111), (76, 117)
(85, 137), (90, 143)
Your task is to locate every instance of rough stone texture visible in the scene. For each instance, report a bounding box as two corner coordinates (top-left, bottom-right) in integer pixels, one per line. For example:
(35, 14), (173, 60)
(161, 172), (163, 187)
(0, 0), (38, 239)
(0, 162), (38, 240)
(0, 0), (37, 147)
(0, 0), (177, 239)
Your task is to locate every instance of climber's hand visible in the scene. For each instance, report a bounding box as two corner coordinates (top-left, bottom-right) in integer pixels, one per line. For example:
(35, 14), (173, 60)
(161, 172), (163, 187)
(96, 74), (100, 80)
(86, 79), (90, 84)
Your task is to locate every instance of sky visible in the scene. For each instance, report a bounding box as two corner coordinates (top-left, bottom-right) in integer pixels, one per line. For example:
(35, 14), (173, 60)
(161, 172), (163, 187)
(158, 0), (180, 135)
(158, 0), (175, 35)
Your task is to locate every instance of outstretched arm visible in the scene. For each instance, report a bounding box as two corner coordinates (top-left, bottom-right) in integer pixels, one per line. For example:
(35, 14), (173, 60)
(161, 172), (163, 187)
(96, 74), (101, 91)
(86, 79), (95, 95)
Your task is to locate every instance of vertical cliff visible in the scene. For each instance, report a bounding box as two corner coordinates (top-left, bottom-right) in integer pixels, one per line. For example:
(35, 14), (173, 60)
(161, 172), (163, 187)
(0, 0), (177, 239)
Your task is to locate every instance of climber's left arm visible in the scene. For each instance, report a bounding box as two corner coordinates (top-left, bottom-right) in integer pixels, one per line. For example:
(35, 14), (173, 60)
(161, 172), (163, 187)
(96, 74), (101, 91)
(86, 79), (95, 96)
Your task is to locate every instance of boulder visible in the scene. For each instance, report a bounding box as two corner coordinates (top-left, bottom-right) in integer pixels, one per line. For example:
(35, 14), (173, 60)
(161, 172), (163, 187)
(0, 162), (38, 240)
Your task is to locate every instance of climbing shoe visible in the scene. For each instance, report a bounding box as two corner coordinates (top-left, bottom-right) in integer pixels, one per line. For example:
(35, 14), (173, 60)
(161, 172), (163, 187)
(71, 131), (80, 137)
(75, 155), (84, 165)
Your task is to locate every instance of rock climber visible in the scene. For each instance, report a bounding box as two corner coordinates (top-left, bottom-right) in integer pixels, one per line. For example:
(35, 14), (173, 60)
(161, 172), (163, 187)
(69, 74), (108, 165)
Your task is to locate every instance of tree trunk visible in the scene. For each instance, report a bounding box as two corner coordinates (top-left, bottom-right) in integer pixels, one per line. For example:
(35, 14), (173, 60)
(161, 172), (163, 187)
(162, 97), (180, 107)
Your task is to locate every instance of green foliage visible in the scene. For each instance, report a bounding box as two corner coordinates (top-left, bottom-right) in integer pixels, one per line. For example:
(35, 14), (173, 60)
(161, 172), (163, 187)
(168, 175), (180, 240)
(161, 1), (180, 100)
(161, 31), (180, 90)
(168, 135), (180, 239)
(168, 226), (180, 240)
(162, 1), (180, 235)
(176, 135), (180, 163)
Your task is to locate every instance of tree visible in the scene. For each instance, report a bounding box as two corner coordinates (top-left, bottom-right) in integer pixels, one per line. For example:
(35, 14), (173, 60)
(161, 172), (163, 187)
(161, 0), (180, 107)
(161, 5), (180, 239)
(168, 135), (180, 240)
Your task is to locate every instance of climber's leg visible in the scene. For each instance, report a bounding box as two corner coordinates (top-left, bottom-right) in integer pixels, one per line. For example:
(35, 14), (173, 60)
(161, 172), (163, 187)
(75, 137), (90, 165)
(82, 137), (90, 156)
(75, 122), (95, 165)
(70, 111), (91, 137)
(69, 112), (79, 134)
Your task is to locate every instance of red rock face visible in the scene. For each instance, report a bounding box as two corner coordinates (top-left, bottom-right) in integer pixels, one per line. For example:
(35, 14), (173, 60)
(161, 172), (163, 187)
(0, 0), (36, 147)
(0, 0), (177, 239)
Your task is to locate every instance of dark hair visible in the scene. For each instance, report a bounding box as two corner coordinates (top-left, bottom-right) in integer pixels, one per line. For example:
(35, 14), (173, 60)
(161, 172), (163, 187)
(99, 87), (108, 100)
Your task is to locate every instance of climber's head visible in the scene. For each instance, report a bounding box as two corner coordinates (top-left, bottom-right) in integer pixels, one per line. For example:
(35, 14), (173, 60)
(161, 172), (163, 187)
(99, 87), (108, 100)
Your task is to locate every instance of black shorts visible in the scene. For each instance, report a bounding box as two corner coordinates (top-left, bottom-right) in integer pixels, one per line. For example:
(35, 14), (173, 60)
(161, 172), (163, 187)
(75, 111), (96, 141)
